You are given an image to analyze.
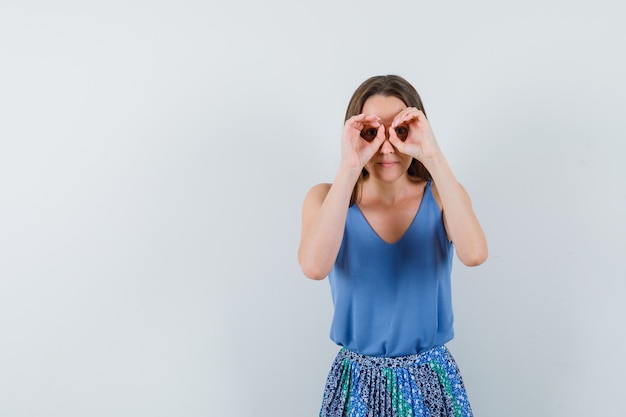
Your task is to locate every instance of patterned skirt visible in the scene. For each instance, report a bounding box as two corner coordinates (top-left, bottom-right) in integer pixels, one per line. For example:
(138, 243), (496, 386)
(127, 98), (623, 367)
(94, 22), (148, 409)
(319, 346), (472, 417)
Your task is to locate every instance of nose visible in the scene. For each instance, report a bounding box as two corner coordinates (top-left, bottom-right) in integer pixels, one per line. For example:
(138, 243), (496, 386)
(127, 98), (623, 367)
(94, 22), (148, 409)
(379, 127), (394, 154)
(379, 138), (395, 154)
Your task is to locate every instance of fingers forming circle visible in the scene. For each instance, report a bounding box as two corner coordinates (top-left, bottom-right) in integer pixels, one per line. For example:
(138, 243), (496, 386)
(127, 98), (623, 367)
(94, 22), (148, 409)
(392, 108), (421, 127)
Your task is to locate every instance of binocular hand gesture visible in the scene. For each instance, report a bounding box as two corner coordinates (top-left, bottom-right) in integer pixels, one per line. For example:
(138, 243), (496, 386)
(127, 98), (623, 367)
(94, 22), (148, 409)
(388, 108), (442, 162)
(340, 114), (386, 170)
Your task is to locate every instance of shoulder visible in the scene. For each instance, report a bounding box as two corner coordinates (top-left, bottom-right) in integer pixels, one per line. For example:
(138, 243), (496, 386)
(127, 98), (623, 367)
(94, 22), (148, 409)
(304, 183), (332, 201)
(302, 183), (332, 208)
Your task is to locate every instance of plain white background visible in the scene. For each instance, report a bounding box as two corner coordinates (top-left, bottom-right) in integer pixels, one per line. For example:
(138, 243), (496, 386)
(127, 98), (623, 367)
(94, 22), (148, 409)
(1, 1), (625, 416)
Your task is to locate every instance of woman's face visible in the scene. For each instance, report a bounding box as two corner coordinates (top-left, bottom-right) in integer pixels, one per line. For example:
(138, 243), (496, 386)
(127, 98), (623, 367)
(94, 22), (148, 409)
(360, 94), (413, 182)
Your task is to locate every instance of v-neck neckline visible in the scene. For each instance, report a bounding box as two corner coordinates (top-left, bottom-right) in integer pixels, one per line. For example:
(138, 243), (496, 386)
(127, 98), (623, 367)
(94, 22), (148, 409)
(355, 181), (431, 245)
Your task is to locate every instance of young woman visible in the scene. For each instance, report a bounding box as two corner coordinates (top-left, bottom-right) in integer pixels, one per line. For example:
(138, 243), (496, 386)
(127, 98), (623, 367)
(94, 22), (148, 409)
(298, 75), (487, 417)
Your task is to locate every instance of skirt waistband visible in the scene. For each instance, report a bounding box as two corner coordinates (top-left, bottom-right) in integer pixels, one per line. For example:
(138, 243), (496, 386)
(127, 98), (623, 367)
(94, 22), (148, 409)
(336, 345), (451, 369)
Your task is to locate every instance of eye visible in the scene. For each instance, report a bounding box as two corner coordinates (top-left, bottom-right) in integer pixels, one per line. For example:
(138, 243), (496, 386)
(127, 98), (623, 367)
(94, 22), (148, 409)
(394, 125), (409, 141)
(360, 127), (378, 142)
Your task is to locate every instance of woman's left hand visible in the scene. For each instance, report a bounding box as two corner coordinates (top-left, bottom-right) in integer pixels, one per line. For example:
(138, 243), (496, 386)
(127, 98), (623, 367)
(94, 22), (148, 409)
(388, 108), (442, 162)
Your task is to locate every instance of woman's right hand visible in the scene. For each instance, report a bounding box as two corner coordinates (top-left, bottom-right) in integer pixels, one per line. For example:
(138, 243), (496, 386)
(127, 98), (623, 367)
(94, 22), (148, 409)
(299, 114), (384, 280)
(341, 114), (386, 170)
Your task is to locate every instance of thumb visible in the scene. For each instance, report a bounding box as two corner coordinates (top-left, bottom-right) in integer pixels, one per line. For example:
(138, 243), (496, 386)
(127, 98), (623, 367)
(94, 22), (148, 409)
(388, 126), (404, 151)
(368, 124), (386, 152)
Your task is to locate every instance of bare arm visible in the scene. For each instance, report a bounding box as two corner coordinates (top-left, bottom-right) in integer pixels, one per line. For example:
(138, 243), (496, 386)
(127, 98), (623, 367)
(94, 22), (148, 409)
(390, 108), (488, 266)
(297, 166), (361, 280)
(298, 114), (386, 279)
(428, 158), (488, 266)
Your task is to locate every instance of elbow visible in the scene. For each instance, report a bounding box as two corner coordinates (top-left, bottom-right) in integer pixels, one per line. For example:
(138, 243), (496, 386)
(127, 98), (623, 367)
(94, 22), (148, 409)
(299, 263), (329, 280)
(459, 246), (488, 267)
(298, 252), (330, 280)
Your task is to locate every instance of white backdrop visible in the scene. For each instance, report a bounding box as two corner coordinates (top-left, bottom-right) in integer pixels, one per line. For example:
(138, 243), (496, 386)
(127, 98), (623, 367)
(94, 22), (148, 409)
(1, 1), (625, 416)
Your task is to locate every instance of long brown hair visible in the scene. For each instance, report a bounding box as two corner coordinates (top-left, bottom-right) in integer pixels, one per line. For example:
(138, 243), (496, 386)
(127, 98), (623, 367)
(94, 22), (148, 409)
(346, 75), (432, 205)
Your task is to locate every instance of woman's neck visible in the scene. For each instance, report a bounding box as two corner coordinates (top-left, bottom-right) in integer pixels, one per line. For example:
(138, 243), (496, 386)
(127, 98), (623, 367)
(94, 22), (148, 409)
(360, 175), (422, 206)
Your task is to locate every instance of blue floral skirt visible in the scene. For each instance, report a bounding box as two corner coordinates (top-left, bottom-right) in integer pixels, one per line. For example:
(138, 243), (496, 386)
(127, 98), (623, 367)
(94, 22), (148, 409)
(319, 346), (473, 417)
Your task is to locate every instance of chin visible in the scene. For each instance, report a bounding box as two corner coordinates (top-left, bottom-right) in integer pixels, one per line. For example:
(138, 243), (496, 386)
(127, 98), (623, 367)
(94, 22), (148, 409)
(371, 170), (407, 183)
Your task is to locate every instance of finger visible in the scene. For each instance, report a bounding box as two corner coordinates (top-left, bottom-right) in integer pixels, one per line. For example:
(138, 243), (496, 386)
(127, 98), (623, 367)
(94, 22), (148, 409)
(369, 122), (386, 149)
(350, 113), (381, 125)
(392, 107), (421, 128)
(389, 129), (414, 158)
(377, 121), (387, 140)
(351, 116), (382, 137)
(388, 124), (403, 149)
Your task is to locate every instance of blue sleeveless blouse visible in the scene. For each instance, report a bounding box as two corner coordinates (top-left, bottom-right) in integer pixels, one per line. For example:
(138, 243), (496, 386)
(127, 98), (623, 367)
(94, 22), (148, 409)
(328, 181), (454, 357)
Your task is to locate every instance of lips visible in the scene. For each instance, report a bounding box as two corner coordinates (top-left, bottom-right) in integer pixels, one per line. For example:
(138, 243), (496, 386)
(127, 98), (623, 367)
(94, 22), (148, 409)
(377, 161), (398, 168)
